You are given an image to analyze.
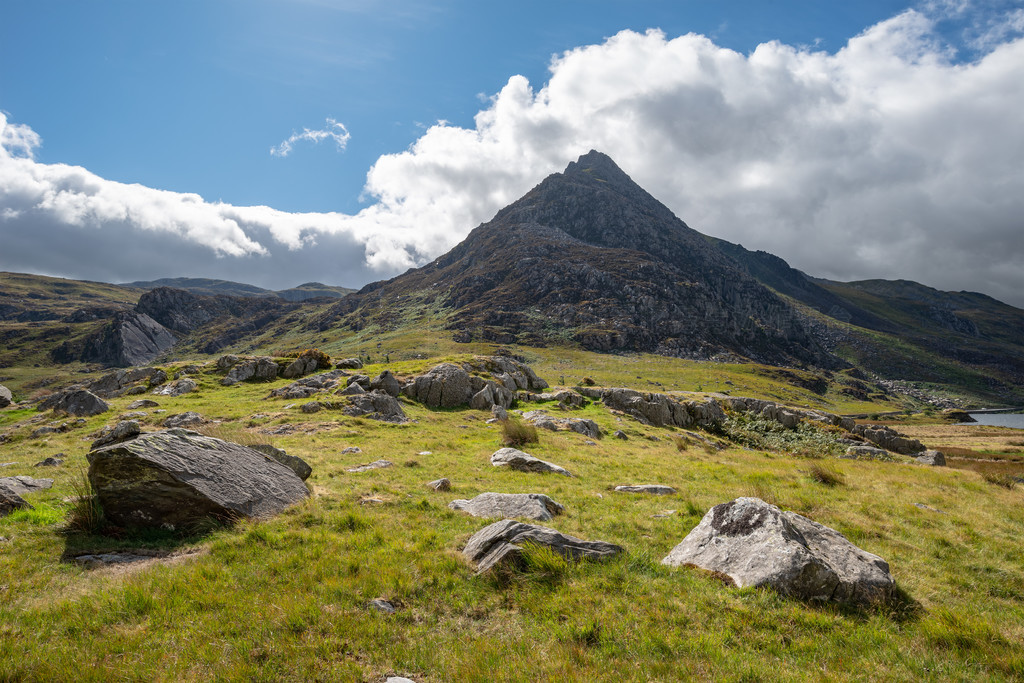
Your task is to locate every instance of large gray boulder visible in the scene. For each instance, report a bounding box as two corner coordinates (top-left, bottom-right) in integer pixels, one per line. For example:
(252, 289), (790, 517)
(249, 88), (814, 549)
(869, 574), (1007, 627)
(449, 492), (565, 522)
(38, 389), (110, 417)
(86, 429), (309, 529)
(914, 450), (946, 466)
(662, 497), (894, 605)
(490, 448), (572, 476)
(463, 519), (623, 574)
(403, 363), (474, 408)
(342, 391), (407, 423)
(0, 384), (11, 408)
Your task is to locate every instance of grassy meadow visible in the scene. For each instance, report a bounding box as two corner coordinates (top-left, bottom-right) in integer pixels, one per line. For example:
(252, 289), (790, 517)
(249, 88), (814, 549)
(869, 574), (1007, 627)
(1, 350), (1023, 681)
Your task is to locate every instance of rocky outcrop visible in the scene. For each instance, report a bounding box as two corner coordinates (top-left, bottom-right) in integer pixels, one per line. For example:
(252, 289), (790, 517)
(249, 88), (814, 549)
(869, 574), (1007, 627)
(852, 425), (925, 455)
(463, 519), (624, 574)
(85, 368), (163, 398)
(37, 389), (109, 416)
(342, 391), (407, 423)
(449, 492), (565, 522)
(269, 369), (348, 399)
(403, 363), (474, 408)
(51, 311), (176, 367)
(584, 387), (726, 429)
(490, 448), (572, 476)
(370, 371), (402, 397)
(87, 429), (309, 529)
(662, 498), (894, 605)
(402, 355), (546, 411)
(281, 356), (320, 379)
(152, 378), (197, 397)
(521, 410), (601, 439)
(221, 357), (280, 385)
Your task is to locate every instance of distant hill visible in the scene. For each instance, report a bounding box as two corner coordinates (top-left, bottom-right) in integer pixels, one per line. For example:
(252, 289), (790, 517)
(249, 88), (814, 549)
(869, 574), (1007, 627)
(123, 278), (354, 302)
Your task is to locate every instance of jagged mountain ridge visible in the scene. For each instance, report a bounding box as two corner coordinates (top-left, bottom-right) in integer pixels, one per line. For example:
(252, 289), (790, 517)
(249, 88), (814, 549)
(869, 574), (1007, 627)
(123, 277), (354, 302)
(328, 151), (839, 367)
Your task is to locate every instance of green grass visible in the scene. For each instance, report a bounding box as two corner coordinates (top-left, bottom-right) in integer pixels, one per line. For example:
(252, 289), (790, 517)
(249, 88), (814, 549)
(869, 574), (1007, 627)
(2, 351), (1024, 681)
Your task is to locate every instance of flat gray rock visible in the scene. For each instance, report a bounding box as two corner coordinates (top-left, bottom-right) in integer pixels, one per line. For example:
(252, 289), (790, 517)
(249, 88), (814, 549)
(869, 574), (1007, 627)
(426, 478), (451, 492)
(490, 448), (572, 476)
(126, 399), (160, 409)
(615, 485), (676, 495)
(449, 492), (565, 522)
(91, 420), (141, 450)
(87, 429), (309, 529)
(463, 519), (623, 574)
(0, 476), (54, 496)
(346, 459), (393, 473)
(662, 497), (894, 605)
(522, 410), (601, 439)
(163, 411), (203, 428)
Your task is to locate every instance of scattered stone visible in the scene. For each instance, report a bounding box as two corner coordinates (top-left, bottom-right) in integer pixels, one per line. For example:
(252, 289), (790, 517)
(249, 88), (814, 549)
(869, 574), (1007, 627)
(914, 450), (946, 466)
(163, 412), (203, 428)
(368, 598), (396, 614)
(417, 451), (432, 456)
(1, 484), (32, 517)
(152, 378), (197, 397)
(522, 410), (601, 439)
(339, 383), (365, 396)
(614, 430), (628, 440)
(346, 459), (393, 473)
(120, 411), (147, 419)
(490, 448), (572, 476)
(662, 497), (895, 605)
(0, 384), (12, 408)
(0, 476), (54, 496)
(342, 391), (407, 423)
(33, 456), (64, 468)
(491, 404), (508, 421)
(426, 478), (451, 492)
(250, 444), (312, 481)
(341, 447), (362, 454)
(335, 358), (364, 369)
(149, 369), (168, 387)
(615, 485), (676, 495)
(463, 519), (624, 574)
(915, 503), (946, 514)
(87, 429), (309, 529)
(360, 497), (385, 505)
(32, 426), (59, 437)
(450, 492), (565, 521)
(652, 510), (676, 518)
(386, 678), (416, 683)
(270, 369), (349, 399)
(301, 402), (322, 414)
(38, 389), (110, 417)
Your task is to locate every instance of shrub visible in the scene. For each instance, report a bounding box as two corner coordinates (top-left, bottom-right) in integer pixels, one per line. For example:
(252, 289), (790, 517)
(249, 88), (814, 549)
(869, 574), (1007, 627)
(281, 347), (332, 369)
(501, 417), (539, 448)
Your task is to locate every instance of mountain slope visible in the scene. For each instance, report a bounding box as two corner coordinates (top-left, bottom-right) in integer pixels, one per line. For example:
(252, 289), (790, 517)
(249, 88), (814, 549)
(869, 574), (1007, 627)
(326, 151), (838, 367)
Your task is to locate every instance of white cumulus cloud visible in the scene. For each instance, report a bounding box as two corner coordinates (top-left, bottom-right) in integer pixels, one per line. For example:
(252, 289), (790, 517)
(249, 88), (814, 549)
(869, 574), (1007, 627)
(270, 117), (351, 157)
(2, 5), (1024, 307)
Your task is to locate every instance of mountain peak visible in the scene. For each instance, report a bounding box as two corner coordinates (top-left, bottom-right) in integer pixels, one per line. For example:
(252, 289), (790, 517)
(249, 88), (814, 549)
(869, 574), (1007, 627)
(563, 150), (633, 186)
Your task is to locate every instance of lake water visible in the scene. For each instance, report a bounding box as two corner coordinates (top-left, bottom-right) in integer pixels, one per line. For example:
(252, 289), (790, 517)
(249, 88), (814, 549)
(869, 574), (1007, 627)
(964, 413), (1024, 429)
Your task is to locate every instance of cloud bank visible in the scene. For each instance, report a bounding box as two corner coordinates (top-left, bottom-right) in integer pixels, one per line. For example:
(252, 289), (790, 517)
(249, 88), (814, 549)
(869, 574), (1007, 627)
(2, 7), (1024, 306)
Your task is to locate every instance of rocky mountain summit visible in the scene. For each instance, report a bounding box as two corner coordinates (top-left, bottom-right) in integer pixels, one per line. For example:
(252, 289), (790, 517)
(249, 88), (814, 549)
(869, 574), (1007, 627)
(328, 152), (841, 367)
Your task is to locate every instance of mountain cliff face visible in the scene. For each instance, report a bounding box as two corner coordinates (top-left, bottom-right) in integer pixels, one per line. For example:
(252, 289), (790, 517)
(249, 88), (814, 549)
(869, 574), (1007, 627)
(329, 151), (840, 367)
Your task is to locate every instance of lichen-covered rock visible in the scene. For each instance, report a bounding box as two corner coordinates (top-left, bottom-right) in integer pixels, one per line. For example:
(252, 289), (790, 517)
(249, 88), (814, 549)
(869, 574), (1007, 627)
(449, 492), (565, 521)
(91, 420), (141, 449)
(86, 429), (309, 529)
(463, 519), (623, 574)
(490, 448), (572, 476)
(662, 497), (894, 605)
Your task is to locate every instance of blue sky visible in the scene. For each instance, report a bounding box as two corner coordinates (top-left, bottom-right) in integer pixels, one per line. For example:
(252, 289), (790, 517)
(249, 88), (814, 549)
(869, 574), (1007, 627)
(2, 0), (1023, 306)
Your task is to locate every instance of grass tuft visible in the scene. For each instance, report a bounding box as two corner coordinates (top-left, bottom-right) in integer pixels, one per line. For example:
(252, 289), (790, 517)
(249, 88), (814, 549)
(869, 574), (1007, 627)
(983, 473), (1018, 489)
(807, 462), (846, 487)
(63, 467), (105, 535)
(500, 417), (538, 448)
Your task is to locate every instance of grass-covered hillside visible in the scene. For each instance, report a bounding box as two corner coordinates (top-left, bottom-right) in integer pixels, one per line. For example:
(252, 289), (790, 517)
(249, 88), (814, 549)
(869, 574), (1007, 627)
(1, 350), (1022, 681)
